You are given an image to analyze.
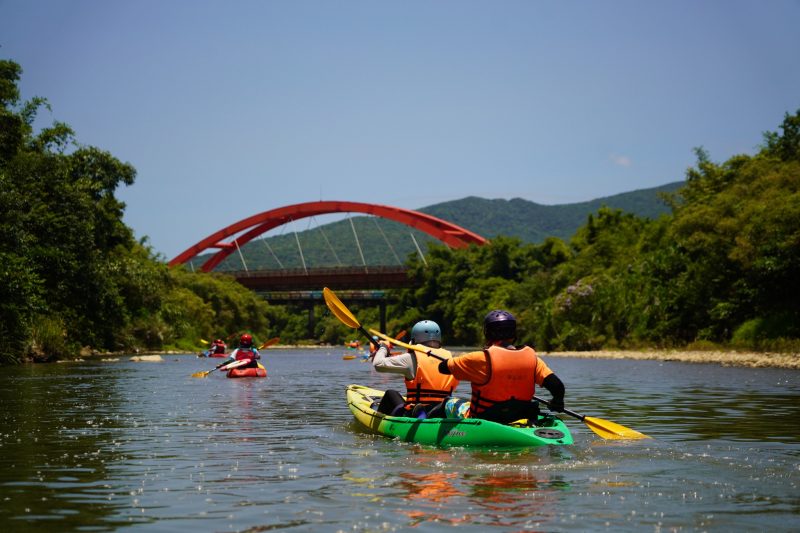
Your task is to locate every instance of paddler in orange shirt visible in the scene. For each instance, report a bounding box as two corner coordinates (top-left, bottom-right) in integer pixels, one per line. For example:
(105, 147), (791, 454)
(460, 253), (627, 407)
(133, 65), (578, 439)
(438, 310), (565, 424)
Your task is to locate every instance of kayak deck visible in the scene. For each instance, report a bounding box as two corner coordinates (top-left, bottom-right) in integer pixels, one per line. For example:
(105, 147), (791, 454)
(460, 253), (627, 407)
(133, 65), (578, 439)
(227, 362), (267, 378)
(346, 384), (573, 447)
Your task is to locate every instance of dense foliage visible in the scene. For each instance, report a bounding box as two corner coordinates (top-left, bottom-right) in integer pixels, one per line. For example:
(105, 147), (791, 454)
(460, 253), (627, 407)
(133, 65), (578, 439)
(386, 111), (800, 352)
(0, 61), (279, 364)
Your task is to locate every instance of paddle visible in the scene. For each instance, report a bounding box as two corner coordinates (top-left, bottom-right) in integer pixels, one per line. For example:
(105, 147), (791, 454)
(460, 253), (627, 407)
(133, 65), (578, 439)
(200, 338), (210, 345)
(322, 287), (377, 346)
(533, 395), (650, 440)
(375, 324), (647, 439)
(387, 329), (407, 355)
(191, 358), (248, 378)
(369, 329), (446, 362)
(259, 337), (280, 350)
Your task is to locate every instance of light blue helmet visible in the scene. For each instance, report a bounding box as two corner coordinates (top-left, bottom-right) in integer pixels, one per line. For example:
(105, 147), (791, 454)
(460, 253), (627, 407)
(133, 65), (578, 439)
(410, 320), (442, 346)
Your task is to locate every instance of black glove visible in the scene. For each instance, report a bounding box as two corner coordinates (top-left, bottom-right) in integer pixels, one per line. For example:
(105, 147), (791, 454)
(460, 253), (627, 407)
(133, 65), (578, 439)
(438, 360), (451, 374)
(548, 397), (564, 413)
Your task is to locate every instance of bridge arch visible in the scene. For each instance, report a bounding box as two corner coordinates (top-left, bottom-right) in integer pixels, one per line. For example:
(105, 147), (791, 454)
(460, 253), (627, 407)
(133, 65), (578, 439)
(169, 200), (488, 272)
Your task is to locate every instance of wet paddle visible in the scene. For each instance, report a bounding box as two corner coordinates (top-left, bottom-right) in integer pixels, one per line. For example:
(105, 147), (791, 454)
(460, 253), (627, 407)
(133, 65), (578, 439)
(533, 395), (650, 440)
(191, 358), (248, 378)
(322, 287), (377, 345)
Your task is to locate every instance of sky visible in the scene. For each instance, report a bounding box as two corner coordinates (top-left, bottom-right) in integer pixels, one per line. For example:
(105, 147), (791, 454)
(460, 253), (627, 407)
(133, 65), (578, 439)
(2, 1), (799, 261)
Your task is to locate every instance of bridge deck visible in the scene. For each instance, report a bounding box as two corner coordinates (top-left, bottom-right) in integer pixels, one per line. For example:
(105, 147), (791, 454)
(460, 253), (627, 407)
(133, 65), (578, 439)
(229, 266), (413, 291)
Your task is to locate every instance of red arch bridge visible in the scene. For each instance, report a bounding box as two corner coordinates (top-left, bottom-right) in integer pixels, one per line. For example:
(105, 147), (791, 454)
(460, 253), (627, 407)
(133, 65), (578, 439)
(169, 200), (488, 334)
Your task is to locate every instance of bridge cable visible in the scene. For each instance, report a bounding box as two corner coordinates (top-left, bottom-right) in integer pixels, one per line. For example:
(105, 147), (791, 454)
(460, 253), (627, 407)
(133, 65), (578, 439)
(234, 240), (249, 272)
(410, 232), (428, 267)
(349, 216), (368, 271)
(372, 217), (402, 265)
(291, 218), (309, 274)
(260, 238), (284, 269)
(312, 216), (343, 267)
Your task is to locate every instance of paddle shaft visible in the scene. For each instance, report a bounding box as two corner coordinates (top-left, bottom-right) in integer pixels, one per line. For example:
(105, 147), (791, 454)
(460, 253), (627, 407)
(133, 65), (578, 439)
(533, 395), (584, 421)
(192, 358), (249, 378)
(323, 288), (446, 362)
(369, 329), (445, 361)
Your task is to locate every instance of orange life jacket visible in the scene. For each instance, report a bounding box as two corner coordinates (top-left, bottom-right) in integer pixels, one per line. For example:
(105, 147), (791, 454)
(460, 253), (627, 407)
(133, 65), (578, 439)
(470, 345), (537, 417)
(404, 346), (459, 406)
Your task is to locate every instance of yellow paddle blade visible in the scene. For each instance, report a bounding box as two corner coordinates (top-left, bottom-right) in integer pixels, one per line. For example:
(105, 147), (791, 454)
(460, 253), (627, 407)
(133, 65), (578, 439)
(584, 416), (650, 440)
(323, 287), (361, 329)
(199, 338), (210, 345)
(259, 337), (280, 349)
(192, 358), (248, 378)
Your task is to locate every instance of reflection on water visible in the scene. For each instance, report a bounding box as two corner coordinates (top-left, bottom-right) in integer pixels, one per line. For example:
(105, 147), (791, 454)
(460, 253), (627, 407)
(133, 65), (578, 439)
(0, 352), (798, 531)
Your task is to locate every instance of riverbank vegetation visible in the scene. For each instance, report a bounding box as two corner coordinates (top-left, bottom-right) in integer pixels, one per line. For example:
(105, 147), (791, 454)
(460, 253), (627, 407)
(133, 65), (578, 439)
(0, 61), (289, 364)
(387, 110), (800, 354)
(2, 59), (798, 364)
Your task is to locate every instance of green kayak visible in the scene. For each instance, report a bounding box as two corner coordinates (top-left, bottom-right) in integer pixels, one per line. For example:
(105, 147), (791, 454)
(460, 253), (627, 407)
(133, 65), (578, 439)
(346, 384), (573, 447)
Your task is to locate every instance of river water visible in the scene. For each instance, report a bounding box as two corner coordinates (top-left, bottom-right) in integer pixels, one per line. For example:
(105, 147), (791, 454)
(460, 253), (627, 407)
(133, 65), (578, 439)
(1, 349), (798, 532)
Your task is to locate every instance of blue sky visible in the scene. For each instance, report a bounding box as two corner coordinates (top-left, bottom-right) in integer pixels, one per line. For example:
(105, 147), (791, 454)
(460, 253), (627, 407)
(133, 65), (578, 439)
(2, 1), (799, 260)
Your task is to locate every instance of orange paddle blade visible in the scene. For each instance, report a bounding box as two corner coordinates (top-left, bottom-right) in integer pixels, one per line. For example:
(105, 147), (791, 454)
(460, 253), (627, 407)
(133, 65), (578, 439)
(259, 337), (280, 349)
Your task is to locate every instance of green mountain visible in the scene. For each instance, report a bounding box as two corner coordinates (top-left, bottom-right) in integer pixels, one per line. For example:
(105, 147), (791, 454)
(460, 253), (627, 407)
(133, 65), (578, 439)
(420, 181), (682, 242)
(205, 181), (682, 271)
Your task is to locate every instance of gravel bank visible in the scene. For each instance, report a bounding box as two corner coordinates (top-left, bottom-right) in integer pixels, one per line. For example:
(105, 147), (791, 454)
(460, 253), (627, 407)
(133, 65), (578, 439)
(543, 350), (800, 369)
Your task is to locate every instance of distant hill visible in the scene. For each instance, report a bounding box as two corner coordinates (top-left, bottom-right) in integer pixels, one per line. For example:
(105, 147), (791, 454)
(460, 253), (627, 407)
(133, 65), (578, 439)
(204, 181), (683, 271)
(420, 181), (682, 242)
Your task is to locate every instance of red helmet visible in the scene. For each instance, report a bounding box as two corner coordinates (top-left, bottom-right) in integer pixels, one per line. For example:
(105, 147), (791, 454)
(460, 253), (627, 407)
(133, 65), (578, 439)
(240, 333), (253, 348)
(214, 339), (223, 345)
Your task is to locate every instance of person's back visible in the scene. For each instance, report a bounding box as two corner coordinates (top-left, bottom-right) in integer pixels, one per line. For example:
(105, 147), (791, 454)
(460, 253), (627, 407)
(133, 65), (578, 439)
(230, 333), (260, 368)
(439, 310), (565, 423)
(212, 339), (226, 354)
(372, 320), (459, 417)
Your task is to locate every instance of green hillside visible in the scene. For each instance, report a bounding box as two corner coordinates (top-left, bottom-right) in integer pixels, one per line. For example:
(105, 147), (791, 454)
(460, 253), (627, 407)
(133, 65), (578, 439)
(207, 181), (682, 271)
(420, 181), (682, 242)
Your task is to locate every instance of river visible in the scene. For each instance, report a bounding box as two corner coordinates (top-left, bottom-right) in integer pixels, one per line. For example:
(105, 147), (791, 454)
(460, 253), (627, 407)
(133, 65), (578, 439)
(1, 349), (798, 532)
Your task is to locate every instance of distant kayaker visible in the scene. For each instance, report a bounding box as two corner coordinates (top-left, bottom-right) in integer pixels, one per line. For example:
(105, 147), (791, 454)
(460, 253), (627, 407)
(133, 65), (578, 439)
(220, 333), (261, 368)
(211, 338), (227, 355)
(371, 320), (460, 418)
(214, 338), (226, 351)
(199, 338), (227, 357)
(437, 310), (565, 424)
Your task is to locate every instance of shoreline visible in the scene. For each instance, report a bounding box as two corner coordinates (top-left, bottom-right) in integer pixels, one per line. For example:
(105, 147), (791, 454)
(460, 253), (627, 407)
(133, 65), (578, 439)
(95, 346), (800, 370)
(542, 349), (800, 369)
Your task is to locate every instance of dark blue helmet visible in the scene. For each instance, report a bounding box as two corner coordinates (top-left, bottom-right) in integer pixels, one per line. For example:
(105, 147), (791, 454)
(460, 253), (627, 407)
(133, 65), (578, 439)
(483, 310), (516, 340)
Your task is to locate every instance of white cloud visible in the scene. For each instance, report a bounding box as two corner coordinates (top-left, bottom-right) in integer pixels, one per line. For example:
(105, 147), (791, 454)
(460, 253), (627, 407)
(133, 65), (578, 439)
(610, 154), (633, 167)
